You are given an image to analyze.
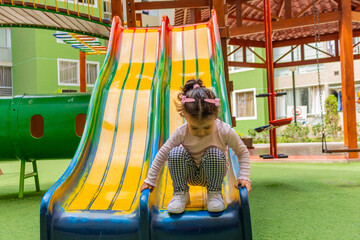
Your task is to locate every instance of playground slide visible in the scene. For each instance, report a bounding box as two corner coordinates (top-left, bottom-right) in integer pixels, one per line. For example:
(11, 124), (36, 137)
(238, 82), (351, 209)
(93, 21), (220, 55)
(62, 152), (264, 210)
(41, 11), (251, 240)
(40, 16), (163, 239)
(147, 11), (252, 239)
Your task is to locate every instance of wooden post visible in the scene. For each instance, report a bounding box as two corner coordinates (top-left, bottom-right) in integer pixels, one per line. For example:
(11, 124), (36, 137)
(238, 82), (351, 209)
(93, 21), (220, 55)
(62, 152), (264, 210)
(190, 8), (202, 24)
(236, 1), (243, 27)
(213, 0), (236, 126)
(111, 0), (124, 22)
(285, 0), (292, 19)
(339, 0), (358, 158)
(126, 0), (136, 27)
(136, 13), (143, 27)
(79, 51), (86, 93)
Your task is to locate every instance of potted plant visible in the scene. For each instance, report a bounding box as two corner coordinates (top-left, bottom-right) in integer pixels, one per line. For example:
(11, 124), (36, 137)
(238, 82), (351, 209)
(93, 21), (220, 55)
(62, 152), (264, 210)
(235, 130), (254, 149)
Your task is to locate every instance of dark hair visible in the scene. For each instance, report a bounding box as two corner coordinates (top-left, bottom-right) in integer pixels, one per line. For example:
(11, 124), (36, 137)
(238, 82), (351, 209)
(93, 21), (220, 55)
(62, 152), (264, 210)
(176, 79), (219, 120)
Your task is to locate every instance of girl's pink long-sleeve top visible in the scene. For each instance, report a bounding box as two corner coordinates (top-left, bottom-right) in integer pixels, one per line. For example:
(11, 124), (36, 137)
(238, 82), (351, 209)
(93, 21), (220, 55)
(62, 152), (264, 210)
(144, 119), (251, 186)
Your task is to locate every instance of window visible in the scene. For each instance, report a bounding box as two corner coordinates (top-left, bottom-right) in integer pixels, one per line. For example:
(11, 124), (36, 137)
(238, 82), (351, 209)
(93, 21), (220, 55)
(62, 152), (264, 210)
(275, 90), (286, 118)
(286, 87), (310, 114)
(0, 66), (12, 96)
(276, 86), (325, 118)
(78, 0), (97, 7)
(232, 88), (257, 120)
(59, 0), (97, 7)
(0, 28), (11, 63)
(86, 62), (99, 86)
(227, 46), (255, 73)
(58, 59), (79, 85)
(103, 0), (110, 19)
(58, 59), (99, 86)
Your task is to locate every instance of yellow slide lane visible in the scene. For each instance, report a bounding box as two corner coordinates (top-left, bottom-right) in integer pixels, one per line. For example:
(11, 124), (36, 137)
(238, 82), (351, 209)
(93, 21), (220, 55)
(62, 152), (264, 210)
(159, 24), (221, 211)
(65, 28), (158, 213)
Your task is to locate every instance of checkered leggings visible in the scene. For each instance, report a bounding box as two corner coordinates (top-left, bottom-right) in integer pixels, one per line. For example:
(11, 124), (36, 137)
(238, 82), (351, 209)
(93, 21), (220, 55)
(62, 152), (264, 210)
(168, 146), (227, 192)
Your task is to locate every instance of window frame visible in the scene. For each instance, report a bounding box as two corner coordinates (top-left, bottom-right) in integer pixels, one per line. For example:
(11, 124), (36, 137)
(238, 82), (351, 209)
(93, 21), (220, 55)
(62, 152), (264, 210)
(0, 65), (13, 97)
(57, 58), (80, 86)
(228, 45), (255, 74)
(57, 0), (98, 8)
(232, 88), (257, 121)
(57, 58), (99, 87)
(86, 61), (99, 86)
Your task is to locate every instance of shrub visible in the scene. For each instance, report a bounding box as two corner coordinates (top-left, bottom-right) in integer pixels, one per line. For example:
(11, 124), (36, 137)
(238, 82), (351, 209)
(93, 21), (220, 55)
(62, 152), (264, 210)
(324, 95), (341, 141)
(280, 122), (310, 142)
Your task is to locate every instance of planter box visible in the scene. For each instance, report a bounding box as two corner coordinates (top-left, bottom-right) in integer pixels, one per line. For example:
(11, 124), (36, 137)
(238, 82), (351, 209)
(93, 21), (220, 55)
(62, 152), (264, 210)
(241, 137), (254, 149)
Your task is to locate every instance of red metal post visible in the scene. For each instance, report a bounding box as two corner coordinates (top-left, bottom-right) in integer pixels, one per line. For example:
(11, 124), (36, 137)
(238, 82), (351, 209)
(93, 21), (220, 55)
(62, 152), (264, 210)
(263, 0), (278, 157)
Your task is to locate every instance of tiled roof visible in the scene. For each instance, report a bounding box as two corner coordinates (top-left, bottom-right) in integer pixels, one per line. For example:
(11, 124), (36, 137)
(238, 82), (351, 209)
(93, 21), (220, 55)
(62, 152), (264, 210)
(174, 0), (360, 43)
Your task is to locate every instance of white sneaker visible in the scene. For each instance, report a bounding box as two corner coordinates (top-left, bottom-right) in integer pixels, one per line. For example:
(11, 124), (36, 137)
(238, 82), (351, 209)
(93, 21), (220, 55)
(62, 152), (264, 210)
(167, 191), (190, 214)
(207, 191), (225, 212)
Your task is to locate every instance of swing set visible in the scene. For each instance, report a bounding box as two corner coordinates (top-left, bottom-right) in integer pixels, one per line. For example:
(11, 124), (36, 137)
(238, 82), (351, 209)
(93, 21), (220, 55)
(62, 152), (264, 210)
(254, 0), (360, 156)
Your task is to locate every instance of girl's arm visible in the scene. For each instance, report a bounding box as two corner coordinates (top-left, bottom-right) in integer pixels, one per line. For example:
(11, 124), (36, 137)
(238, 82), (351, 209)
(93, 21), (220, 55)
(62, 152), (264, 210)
(227, 128), (251, 182)
(143, 128), (183, 187)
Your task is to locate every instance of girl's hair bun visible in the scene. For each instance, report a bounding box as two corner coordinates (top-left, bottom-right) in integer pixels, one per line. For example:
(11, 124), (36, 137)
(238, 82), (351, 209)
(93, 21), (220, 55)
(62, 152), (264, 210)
(176, 78), (219, 120)
(181, 79), (203, 96)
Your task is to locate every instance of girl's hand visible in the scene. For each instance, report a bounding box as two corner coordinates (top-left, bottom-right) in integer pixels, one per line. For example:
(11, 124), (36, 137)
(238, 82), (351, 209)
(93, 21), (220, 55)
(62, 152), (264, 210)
(140, 182), (155, 192)
(235, 179), (252, 194)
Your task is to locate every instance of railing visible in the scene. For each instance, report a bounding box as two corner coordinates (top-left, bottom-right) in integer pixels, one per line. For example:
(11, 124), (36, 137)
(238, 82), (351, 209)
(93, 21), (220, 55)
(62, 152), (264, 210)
(0, 0), (112, 23)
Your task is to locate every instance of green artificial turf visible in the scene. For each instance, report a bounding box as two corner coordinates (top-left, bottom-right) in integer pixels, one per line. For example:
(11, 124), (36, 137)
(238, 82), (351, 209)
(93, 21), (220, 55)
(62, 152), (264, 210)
(0, 160), (360, 239)
(250, 162), (360, 240)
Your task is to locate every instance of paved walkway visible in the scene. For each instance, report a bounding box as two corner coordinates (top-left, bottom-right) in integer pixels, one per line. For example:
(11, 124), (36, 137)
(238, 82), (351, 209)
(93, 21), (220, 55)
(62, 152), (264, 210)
(249, 142), (360, 163)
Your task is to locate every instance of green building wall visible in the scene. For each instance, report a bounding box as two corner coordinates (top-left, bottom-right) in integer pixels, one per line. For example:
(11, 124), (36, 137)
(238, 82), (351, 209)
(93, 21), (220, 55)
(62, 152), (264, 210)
(229, 49), (268, 136)
(11, 28), (106, 95)
(10, 27), (267, 136)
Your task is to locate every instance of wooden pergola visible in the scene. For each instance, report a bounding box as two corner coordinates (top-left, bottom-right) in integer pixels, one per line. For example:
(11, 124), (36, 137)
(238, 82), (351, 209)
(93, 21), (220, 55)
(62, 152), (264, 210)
(111, 0), (359, 159)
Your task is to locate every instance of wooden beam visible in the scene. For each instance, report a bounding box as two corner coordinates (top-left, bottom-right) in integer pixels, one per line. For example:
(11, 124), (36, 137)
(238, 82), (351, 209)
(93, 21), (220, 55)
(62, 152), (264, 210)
(351, 11), (360, 22)
(228, 52), (360, 69)
(236, 1), (243, 27)
(243, 2), (282, 20)
(246, 46), (266, 62)
(229, 29), (360, 49)
(339, 0), (358, 158)
(228, 15), (263, 23)
(228, 46), (241, 57)
(278, 0), (285, 18)
(284, 0), (291, 19)
(226, 0), (261, 4)
(355, 4), (360, 11)
(79, 51), (86, 93)
(294, 0), (321, 18)
(274, 56), (340, 68)
(229, 38), (265, 48)
(274, 45), (299, 64)
(134, 0), (209, 10)
(229, 61), (266, 68)
(305, 43), (335, 57)
(230, 11), (340, 37)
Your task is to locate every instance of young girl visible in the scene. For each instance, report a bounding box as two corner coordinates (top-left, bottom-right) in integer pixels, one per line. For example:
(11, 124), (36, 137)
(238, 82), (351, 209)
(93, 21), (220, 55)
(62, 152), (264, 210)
(140, 79), (251, 214)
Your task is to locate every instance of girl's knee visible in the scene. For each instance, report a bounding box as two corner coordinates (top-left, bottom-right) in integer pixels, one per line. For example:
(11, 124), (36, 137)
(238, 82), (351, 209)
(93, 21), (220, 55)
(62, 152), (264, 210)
(168, 146), (189, 162)
(203, 147), (226, 162)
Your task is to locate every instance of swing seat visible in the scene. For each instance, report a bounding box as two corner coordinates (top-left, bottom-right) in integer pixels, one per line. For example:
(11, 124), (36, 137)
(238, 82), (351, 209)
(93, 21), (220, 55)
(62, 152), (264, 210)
(254, 125), (271, 132)
(269, 117), (292, 127)
(254, 118), (292, 133)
